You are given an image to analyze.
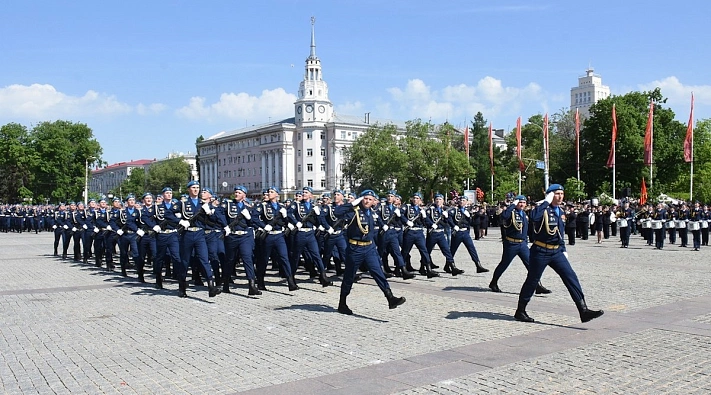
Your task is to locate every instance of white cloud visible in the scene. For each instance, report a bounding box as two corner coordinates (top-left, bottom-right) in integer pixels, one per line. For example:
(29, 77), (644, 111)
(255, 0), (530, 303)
(385, 77), (546, 125)
(176, 88), (297, 122)
(638, 76), (711, 107)
(0, 83), (134, 119)
(136, 102), (167, 115)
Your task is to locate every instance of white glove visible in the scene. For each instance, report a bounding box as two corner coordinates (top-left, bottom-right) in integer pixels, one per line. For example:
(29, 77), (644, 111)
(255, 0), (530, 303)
(512, 199), (519, 206)
(72, 227), (78, 232)
(106, 225), (112, 231)
(351, 196), (363, 206)
(296, 222), (303, 229)
(394, 208), (401, 217)
(137, 229), (145, 237)
(153, 225), (161, 232)
(313, 206), (321, 215)
(279, 207), (287, 217)
(82, 224), (88, 230)
(563, 251), (569, 259)
(420, 210), (427, 218)
(176, 213), (182, 218)
(406, 220), (414, 227)
(93, 227), (99, 233)
(318, 225), (325, 232)
(241, 208), (251, 220)
(52, 225), (57, 229)
(179, 220), (190, 229)
(117, 229), (124, 236)
(454, 225), (460, 232)
(328, 227), (335, 234)
(202, 203), (211, 213)
(432, 224), (438, 230)
(464, 210), (470, 218)
(264, 224), (273, 232)
(442, 210), (448, 218)
(287, 223), (295, 230)
(224, 226), (231, 234)
(545, 192), (555, 204)
(382, 224), (389, 232)
(63, 225), (69, 229)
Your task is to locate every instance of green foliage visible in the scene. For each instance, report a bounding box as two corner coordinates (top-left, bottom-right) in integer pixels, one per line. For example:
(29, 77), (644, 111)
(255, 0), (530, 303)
(118, 167), (146, 198)
(145, 157), (191, 194)
(564, 177), (586, 202)
(0, 123), (35, 202)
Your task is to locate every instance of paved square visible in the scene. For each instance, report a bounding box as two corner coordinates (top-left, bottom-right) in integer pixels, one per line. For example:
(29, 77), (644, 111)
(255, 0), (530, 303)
(1, 229), (710, 394)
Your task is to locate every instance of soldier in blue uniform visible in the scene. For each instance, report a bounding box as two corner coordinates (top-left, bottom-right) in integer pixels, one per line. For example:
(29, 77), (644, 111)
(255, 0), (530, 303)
(617, 201), (634, 248)
(255, 186), (298, 291)
(222, 185), (262, 295)
(287, 186), (333, 287)
(322, 190), (350, 276)
(335, 190), (406, 315)
(110, 195), (142, 278)
(425, 193), (464, 276)
(378, 191), (415, 280)
(52, 203), (66, 256)
(449, 195), (489, 275)
(91, 198), (112, 268)
(653, 203), (667, 249)
(514, 184), (603, 324)
(401, 193), (439, 278)
(198, 187), (226, 286)
(64, 202), (82, 261)
(489, 195), (549, 294)
(80, 201), (95, 264)
(690, 201), (702, 251)
(153, 188), (182, 289)
(137, 193), (160, 283)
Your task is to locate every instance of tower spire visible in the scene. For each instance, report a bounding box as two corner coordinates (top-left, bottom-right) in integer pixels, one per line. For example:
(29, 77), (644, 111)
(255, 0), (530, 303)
(310, 16), (316, 59)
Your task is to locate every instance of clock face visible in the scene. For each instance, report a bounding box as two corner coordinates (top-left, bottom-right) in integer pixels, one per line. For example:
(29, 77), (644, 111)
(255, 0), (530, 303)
(306, 105), (313, 113)
(297, 106), (302, 114)
(318, 105), (325, 113)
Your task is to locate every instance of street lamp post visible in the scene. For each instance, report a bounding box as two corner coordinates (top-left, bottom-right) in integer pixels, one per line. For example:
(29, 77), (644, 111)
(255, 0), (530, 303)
(84, 156), (96, 206)
(525, 122), (550, 191)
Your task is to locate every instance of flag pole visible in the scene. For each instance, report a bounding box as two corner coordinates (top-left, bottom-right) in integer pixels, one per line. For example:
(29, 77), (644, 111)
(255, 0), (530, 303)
(575, 109), (580, 183)
(650, 104), (654, 193)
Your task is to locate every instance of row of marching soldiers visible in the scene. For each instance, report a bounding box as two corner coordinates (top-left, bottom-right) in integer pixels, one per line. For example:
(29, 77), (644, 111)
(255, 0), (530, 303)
(635, 201), (710, 250)
(48, 181), (493, 312)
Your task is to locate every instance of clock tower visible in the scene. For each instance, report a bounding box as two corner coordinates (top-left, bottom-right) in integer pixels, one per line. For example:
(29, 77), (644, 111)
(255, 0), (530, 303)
(295, 17), (333, 126)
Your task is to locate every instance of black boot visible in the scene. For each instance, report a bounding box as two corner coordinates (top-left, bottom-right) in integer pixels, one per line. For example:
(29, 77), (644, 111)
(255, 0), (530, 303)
(489, 279), (502, 293)
(576, 299), (604, 323)
(222, 278), (231, 294)
(426, 262), (440, 278)
(338, 294), (353, 315)
(319, 272), (333, 287)
(208, 279), (221, 297)
(287, 276), (299, 291)
(535, 283), (552, 294)
(53, 248), (58, 256)
(248, 279), (262, 296)
(178, 281), (188, 298)
(137, 267), (145, 283)
(448, 262), (464, 276)
(475, 262), (489, 273)
(155, 273), (163, 290)
(257, 277), (268, 291)
(399, 266), (415, 280)
(514, 300), (534, 322)
(193, 270), (204, 287)
(384, 289), (406, 309)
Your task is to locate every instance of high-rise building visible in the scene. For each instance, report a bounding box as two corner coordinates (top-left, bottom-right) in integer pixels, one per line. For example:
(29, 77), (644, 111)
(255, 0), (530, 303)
(570, 67), (610, 118)
(196, 18), (405, 198)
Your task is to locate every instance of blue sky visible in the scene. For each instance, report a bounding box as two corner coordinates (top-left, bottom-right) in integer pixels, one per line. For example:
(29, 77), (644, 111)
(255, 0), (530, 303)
(1, 0), (708, 166)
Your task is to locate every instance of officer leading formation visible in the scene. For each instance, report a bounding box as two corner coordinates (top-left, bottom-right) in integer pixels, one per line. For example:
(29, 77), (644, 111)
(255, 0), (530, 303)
(16, 179), (708, 323)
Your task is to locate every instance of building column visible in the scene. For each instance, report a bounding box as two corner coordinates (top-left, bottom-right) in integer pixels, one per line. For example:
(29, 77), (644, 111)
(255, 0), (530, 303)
(275, 149), (281, 189)
(261, 153), (267, 191)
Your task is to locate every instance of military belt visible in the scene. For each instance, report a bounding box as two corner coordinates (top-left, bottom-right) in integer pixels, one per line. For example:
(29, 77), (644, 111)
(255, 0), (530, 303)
(431, 228), (444, 233)
(161, 229), (178, 234)
(410, 227), (423, 231)
(348, 239), (372, 246)
(268, 230), (283, 235)
(298, 227), (314, 232)
(506, 236), (523, 243)
(204, 229), (217, 234)
(533, 240), (559, 249)
(229, 230), (249, 235)
(186, 227), (202, 232)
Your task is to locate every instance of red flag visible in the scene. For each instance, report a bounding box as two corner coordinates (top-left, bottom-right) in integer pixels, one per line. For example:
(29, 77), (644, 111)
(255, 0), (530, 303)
(516, 117), (524, 172)
(643, 100), (654, 166)
(640, 177), (648, 205)
(575, 109), (580, 173)
(488, 122), (494, 175)
(684, 93), (694, 163)
(606, 103), (617, 168)
(464, 126), (469, 157)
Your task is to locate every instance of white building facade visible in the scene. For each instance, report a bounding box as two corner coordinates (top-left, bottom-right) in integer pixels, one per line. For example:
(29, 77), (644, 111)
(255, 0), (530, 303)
(570, 67), (611, 118)
(197, 19), (405, 198)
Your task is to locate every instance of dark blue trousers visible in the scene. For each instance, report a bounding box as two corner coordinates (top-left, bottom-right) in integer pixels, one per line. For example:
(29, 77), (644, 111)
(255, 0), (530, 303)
(341, 243), (389, 297)
(519, 246), (583, 305)
(402, 229), (432, 267)
(380, 229), (405, 268)
(450, 229), (481, 263)
(492, 240), (529, 280)
(224, 232), (256, 281)
(179, 229), (212, 282)
(156, 232), (181, 276)
(426, 230), (454, 263)
(258, 233), (292, 279)
(290, 229), (325, 275)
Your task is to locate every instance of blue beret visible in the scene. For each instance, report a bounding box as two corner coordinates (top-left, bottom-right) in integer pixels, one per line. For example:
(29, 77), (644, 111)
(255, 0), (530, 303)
(360, 189), (377, 198)
(388, 190), (397, 196)
(395, 194), (402, 200)
(88, 199), (96, 203)
(201, 187), (214, 195)
(545, 184), (564, 194)
(68, 201), (75, 205)
(268, 186), (280, 194)
(459, 195), (469, 200)
(412, 192), (423, 199)
(322, 192), (331, 198)
(434, 193), (444, 199)
(142, 192), (153, 199)
(302, 186), (313, 193)
(98, 198), (107, 203)
(346, 192), (355, 198)
(515, 195), (526, 201)
(295, 191), (303, 196)
(112, 197), (121, 202)
(234, 185), (248, 194)
(161, 187), (173, 193)
(126, 194), (135, 200)
(187, 180), (199, 188)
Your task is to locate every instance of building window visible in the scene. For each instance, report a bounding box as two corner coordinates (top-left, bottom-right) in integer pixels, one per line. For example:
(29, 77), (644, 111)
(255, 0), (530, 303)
(298, 133), (301, 140)
(298, 149), (301, 157)
(321, 132), (325, 140)
(307, 179), (313, 187)
(307, 163), (313, 172)
(320, 148), (326, 157)
(352, 132), (358, 139)
(307, 131), (313, 140)
(298, 164), (302, 172)
(307, 149), (313, 157)
(321, 179), (326, 188)
(320, 163), (325, 171)
(341, 131), (346, 139)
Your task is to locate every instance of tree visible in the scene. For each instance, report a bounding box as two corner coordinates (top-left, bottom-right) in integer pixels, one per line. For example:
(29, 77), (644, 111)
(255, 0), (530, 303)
(117, 167), (146, 198)
(0, 123), (35, 203)
(145, 157), (191, 194)
(342, 123), (405, 194)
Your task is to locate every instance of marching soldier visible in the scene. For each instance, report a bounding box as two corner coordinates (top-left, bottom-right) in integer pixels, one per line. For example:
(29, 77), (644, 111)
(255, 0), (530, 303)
(153, 188), (182, 289)
(92, 198), (112, 269)
(377, 191), (415, 280)
(401, 192), (439, 278)
(52, 203), (67, 256)
(255, 186), (298, 291)
(678, 203), (690, 247)
(425, 194), (464, 276)
(110, 195), (142, 278)
(137, 193), (159, 284)
(322, 190), (350, 276)
(617, 201), (634, 248)
(690, 201), (702, 251)
(222, 185), (262, 295)
(287, 186), (333, 287)
(449, 195), (490, 275)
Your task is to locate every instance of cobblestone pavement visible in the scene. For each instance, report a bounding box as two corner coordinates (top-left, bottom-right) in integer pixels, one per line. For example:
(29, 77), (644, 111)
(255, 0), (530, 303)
(1, 229), (710, 394)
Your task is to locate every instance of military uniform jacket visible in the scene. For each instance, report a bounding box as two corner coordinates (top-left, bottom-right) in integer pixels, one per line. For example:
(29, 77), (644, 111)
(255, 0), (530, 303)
(256, 201), (288, 230)
(67, 209), (82, 229)
(403, 204), (426, 228)
(93, 209), (111, 229)
(287, 200), (326, 229)
(501, 204), (528, 242)
(181, 197), (213, 229)
(223, 200), (264, 231)
(139, 205), (158, 230)
(155, 200), (182, 230)
(334, 202), (376, 243)
(378, 203), (403, 230)
(424, 205), (452, 230)
(530, 201), (566, 252)
(324, 203), (347, 230)
(449, 206), (474, 230)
